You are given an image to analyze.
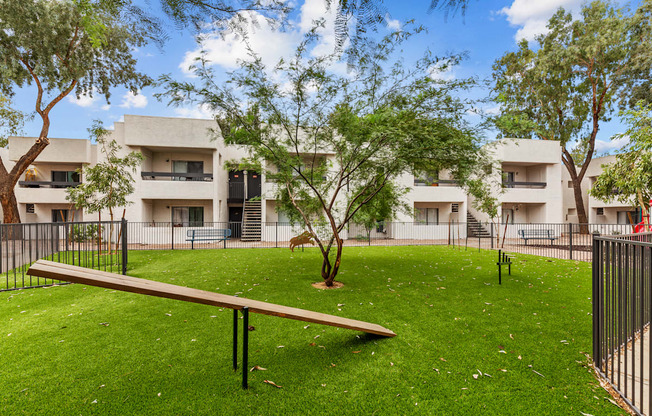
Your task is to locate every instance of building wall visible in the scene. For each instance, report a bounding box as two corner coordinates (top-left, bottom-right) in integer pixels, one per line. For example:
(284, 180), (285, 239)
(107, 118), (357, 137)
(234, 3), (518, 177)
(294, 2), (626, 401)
(0, 117), (632, 229)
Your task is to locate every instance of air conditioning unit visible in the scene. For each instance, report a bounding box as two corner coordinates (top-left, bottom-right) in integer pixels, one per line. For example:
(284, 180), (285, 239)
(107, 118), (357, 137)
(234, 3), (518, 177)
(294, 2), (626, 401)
(597, 208), (604, 216)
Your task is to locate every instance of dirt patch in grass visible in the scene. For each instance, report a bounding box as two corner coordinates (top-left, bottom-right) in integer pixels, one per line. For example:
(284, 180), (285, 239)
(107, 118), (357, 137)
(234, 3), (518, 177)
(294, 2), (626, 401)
(311, 281), (344, 289)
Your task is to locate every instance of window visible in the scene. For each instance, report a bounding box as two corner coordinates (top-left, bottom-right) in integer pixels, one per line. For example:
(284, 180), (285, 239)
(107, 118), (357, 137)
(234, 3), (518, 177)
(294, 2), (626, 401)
(172, 207), (204, 227)
(416, 208), (438, 225)
(26, 204), (35, 214)
(376, 221), (386, 233)
(414, 172), (438, 186)
(617, 210), (637, 225)
(596, 208), (604, 216)
(451, 203), (459, 213)
(52, 209), (76, 223)
(172, 161), (204, 181)
(51, 171), (80, 188)
(503, 171), (515, 188)
(278, 211), (291, 224)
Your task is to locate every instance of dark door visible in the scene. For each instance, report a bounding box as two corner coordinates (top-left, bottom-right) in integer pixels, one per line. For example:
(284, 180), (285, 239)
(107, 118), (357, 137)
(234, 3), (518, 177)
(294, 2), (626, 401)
(229, 170), (245, 201)
(247, 171), (261, 199)
(228, 206), (242, 238)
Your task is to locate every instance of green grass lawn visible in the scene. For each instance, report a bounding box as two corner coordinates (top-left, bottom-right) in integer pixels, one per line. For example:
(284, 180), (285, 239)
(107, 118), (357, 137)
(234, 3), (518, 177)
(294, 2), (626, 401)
(0, 246), (623, 415)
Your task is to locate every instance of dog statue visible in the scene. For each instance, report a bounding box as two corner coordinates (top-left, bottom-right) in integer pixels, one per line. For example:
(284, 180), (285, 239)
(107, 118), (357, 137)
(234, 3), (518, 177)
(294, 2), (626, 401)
(290, 231), (315, 252)
(25, 168), (37, 181)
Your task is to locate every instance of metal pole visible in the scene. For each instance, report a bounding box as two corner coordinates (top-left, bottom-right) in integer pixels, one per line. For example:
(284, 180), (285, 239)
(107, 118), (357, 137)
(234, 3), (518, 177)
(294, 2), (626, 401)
(233, 308), (238, 371)
(490, 223), (494, 249)
(122, 219), (128, 275)
(242, 306), (249, 389)
(171, 223), (174, 250)
(275, 222), (278, 248)
(569, 223), (573, 260)
(498, 250), (503, 285)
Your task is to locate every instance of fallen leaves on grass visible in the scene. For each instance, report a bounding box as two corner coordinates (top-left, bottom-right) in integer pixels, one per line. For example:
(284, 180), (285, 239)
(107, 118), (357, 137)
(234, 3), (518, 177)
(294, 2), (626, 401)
(352, 351), (361, 354)
(250, 365), (267, 372)
(263, 380), (282, 388)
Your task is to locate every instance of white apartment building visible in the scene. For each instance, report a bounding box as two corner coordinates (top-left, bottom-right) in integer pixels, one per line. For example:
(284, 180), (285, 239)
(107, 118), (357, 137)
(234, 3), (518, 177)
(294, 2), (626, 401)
(0, 115), (640, 240)
(561, 154), (640, 225)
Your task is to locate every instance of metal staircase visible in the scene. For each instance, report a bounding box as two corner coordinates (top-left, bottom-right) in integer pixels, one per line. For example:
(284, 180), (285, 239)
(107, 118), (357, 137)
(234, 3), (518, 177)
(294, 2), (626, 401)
(467, 212), (491, 238)
(241, 200), (262, 241)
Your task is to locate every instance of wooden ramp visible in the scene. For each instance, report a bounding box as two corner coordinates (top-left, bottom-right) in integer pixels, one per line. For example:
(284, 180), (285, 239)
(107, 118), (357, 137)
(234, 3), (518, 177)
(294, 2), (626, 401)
(27, 260), (396, 337)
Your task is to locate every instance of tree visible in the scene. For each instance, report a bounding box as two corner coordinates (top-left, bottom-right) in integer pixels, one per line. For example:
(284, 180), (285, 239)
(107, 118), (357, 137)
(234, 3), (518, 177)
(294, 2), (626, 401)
(0, 0), (151, 223)
(492, 0), (652, 226)
(66, 121), (143, 252)
(0, 94), (28, 148)
(160, 24), (487, 286)
(590, 102), (652, 227)
(66, 121), (144, 224)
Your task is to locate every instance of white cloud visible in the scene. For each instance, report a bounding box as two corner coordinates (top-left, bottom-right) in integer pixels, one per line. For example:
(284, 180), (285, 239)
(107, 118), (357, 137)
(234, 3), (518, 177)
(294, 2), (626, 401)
(499, 0), (583, 41)
(180, 0), (345, 75)
(386, 15), (401, 31)
(100, 104), (111, 111)
(595, 134), (630, 154)
(174, 104), (217, 119)
(67, 91), (98, 107)
(180, 11), (301, 73)
(119, 91), (148, 109)
(429, 61), (456, 81)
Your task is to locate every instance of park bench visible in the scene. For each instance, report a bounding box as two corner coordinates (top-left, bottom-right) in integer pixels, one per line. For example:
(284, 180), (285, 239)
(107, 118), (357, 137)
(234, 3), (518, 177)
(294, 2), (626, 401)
(27, 260), (395, 389)
(186, 228), (231, 249)
(517, 229), (557, 245)
(496, 250), (512, 285)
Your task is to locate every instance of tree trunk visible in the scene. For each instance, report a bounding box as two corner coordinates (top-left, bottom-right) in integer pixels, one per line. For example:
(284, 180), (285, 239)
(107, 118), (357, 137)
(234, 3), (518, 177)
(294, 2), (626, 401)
(0, 185), (21, 224)
(0, 131), (50, 224)
(320, 237), (343, 286)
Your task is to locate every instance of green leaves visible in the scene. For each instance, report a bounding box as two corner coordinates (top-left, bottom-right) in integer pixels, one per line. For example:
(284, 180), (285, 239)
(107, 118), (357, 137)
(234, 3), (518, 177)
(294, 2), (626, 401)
(0, 94), (29, 148)
(0, 0), (151, 102)
(590, 101), (652, 211)
(159, 21), (485, 282)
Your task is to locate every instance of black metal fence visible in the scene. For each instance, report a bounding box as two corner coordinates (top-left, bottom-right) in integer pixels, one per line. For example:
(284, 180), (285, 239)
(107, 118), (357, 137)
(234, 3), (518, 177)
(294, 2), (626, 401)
(1, 220), (127, 292)
(593, 232), (652, 415)
(123, 221), (635, 261)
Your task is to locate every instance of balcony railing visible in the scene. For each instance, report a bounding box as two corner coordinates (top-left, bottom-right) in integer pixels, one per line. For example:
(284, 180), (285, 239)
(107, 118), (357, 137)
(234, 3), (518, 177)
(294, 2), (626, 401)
(18, 181), (80, 188)
(413, 179), (459, 187)
(141, 172), (213, 181)
(502, 181), (547, 189)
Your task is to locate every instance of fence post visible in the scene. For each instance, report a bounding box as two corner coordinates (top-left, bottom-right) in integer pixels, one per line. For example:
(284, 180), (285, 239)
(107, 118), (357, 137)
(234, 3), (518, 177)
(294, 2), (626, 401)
(275, 222), (278, 248)
(121, 219), (128, 275)
(490, 223), (494, 249)
(591, 234), (600, 364)
(171, 223), (174, 250)
(568, 223), (573, 260)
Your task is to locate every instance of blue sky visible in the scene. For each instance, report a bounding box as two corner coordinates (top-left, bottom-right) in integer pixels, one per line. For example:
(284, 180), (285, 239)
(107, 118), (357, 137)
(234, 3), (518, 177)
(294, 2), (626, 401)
(11, 0), (634, 154)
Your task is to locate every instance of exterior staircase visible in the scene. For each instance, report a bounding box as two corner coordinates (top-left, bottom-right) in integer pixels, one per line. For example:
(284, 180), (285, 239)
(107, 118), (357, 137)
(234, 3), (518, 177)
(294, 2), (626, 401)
(467, 212), (491, 238)
(241, 200), (262, 241)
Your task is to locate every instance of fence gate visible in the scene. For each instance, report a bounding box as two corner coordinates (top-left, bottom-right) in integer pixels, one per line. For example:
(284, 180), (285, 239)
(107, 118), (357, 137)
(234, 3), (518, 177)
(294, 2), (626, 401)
(593, 233), (652, 415)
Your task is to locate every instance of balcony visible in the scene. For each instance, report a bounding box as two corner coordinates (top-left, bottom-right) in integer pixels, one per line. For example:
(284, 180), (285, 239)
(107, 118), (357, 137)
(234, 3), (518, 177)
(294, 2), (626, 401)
(141, 172), (213, 181)
(413, 179), (459, 187)
(502, 181), (546, 189)
(18, 181), (80, 188)
(139, 179), (214, 200)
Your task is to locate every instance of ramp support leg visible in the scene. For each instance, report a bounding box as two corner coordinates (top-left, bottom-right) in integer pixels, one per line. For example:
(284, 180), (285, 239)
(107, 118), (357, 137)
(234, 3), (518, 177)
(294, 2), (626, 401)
(242, 306), (249, 389)
(233, 308), (238, 371)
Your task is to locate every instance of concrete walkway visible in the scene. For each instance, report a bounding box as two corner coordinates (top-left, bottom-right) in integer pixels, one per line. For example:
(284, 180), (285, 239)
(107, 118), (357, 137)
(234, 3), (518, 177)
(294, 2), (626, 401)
(608, 328), (651, 415)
